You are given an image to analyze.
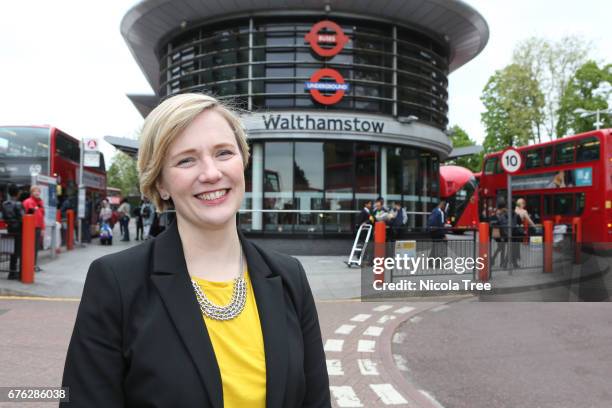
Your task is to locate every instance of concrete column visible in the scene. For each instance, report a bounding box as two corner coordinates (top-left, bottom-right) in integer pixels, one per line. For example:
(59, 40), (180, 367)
(251, 143), (263, 230)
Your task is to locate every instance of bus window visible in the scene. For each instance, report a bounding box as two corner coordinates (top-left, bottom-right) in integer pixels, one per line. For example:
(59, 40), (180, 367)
(525, 195), (541, 222)
(544, 195), (553, 216)
(484, 158), (497, 175)
(495, 158), (504, 174)
(554, 141), (575, 165)
(554, 194), (573, 215)
(524, 148), (542, 169)
(543, 146), (553, 166)
(576, 137), (600, 162)
(575, 193), (585, 215)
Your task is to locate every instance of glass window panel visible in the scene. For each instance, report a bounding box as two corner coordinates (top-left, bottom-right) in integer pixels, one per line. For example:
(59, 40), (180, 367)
(265, 97), (294, 108)
(484, 158), (496, 175)
(543, 146), (553, 166)
(525, 195), (541, 223)
(264, 142), (294, 232)
(524, 149), (542, 169)
(554, 194), (573, 215)
(266, 35), (295, 46)
(355, 143), (379, 196)
(544, 195), (553, 216)
(387, 147), (402, 195)
(265, 66), (294, 77)
(0, 127), (50, 160)
(265, 82), (294, 93)
(576, 137), (600, 162)
(554, 142), (575, 165)
(266, 52), (294, 62)
(325, 142), (354, 233)
(575, 193), (585, 215)
(294, 142), (324, 232)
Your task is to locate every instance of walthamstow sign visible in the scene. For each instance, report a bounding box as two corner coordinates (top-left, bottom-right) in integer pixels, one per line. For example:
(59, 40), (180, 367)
(304, 20), (350, 105)
(261, 113), (385, 133)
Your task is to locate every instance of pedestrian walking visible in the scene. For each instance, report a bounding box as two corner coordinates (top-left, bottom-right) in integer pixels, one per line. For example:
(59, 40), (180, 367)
(62, 93), (329, 407)
(22, 185), (45, 272)
(133, 201), (143, 240)
(118, 198), (131, 241)
(427, 199), (447, 260)
(2, 184), (24, 279)
(141, 196), (155, 239)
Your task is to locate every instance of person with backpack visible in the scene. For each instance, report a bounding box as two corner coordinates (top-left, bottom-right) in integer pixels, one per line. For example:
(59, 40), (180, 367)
(23, 185), (45, 272)
(117, 198), (131, 241)
(2, 184), (24, 279)
(388, 201), (406, 240)
(140, 196), (155, 239)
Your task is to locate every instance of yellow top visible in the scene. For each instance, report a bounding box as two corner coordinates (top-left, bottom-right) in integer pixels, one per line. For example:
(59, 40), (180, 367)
(192, 270), (266, 408)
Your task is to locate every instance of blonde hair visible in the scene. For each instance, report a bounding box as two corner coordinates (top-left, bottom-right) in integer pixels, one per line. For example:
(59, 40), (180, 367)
(138, 93), (250, 210)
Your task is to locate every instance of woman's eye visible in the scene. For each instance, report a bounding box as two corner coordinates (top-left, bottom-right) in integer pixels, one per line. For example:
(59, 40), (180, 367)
(218, 150), (235, 158)
(177, 157), (194, 166)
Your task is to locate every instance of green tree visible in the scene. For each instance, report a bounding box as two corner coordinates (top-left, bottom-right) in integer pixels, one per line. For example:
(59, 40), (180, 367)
(512, 35), (590, 139)
(445, 125), (481, 172)
(107, 151), (140, 197)
(481, 64), (544, 152)
(557, 61), (612, 135)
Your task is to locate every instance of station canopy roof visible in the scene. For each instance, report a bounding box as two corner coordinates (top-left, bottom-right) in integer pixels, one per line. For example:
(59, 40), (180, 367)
(121, 0), (489, 115)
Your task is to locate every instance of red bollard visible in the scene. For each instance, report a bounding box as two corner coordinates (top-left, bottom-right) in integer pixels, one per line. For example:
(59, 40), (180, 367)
(373, 221), (387, 284)
(21, 214), (35, 284)
(572, 217), (582, 264)
(67, 209), (74, 250)
(543, 220), (553, 273)
(478, 222), (490, 282)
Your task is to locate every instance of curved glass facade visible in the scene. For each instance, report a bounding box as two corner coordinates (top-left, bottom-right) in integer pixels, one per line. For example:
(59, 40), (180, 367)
(239, 141), (439, 234)
(160, 16), (449, 129)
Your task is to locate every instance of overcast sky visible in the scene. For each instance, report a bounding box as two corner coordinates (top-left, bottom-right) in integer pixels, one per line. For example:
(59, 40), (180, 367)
(0, 0), (610, 166)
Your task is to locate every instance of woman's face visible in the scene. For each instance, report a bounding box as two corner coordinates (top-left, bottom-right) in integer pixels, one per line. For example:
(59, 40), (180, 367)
(157, 109), (245, 231)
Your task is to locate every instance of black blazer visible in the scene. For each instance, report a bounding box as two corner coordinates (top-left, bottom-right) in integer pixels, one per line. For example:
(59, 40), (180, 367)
(61, 221), (330, 407)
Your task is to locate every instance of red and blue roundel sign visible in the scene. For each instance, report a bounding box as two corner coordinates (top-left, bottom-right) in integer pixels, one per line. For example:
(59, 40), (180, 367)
(305, 68), (349, 105)
(304, 20), (350, 57)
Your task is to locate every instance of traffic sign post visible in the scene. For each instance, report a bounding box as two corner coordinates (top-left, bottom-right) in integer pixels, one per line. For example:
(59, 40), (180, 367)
(500, 147), (523, 260)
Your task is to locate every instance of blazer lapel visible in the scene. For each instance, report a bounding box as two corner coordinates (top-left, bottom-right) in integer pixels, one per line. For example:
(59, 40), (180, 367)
(239, 231), (289, 408)
(150, 222), (223, 408)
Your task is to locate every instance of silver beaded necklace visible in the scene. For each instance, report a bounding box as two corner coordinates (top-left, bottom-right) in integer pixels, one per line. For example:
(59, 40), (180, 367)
(191, 248), (247, 321)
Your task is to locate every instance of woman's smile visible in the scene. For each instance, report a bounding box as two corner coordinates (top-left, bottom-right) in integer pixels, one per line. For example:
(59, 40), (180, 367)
(194, 188), (231, 205)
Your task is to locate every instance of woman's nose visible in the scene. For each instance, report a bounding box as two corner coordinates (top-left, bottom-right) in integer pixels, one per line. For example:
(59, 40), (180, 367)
(197, 156), (223, 183)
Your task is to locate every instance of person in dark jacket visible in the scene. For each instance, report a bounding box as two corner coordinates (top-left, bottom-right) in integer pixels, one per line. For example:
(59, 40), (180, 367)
(61, 93), (330, 407)
(357, 200), (373, 226)
(2, 184), (24, 279)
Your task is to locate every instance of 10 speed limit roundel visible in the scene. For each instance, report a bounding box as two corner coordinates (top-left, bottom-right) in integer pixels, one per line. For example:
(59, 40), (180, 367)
(500, 148), (522, 174)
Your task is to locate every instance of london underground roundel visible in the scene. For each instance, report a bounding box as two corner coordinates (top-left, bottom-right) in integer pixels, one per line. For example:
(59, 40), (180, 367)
(305, 68), (349, 105)
(304, 20), (350, 57)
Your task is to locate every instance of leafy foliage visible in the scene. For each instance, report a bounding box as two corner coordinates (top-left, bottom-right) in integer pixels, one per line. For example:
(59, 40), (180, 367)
(107, 152), (140, 197)
(481, 64), (544, 152)
(557, 61), (612, 135)
(445, 125), (482, 172)
(512, 36), (590, 139)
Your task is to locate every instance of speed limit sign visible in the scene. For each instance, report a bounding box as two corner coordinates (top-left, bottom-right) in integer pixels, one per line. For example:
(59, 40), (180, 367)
(500, 148), (522, 174)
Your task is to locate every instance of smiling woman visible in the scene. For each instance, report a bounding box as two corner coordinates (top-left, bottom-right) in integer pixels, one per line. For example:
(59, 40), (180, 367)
(61, 93), (331, 408)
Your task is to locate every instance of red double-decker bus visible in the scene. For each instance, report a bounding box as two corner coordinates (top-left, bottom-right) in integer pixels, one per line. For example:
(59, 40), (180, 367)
(0, 125), (107, 219)
(439, 165), (479, 229)
(479, 129), (610, 244)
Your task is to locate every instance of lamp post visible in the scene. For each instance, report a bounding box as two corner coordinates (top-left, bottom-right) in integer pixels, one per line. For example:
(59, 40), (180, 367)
(574, 107), (612, 130)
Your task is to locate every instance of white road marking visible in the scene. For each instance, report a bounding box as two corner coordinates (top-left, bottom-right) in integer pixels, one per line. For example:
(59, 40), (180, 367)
(393, 354), (409, 372)
(350, 313), (372, 322)
(394, 306), (415, 314)
(330, 386), (363, 407)
(392, 332), (407, 344)
(431, 304), (449, 312)
(335, 324), (356, 335)
(363, 326), (384, 337)
(419, 389), (446, 408)
(327, 359), (344, 376)
(324, 339), (344, 352)
(369, 384), (408, 405)
(357, 359), (379, 375)
(357, 339), (376, 352)
(377, 315), (397, 324)
(409, 316), (423, 323)
(373, 304), (393, 312)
